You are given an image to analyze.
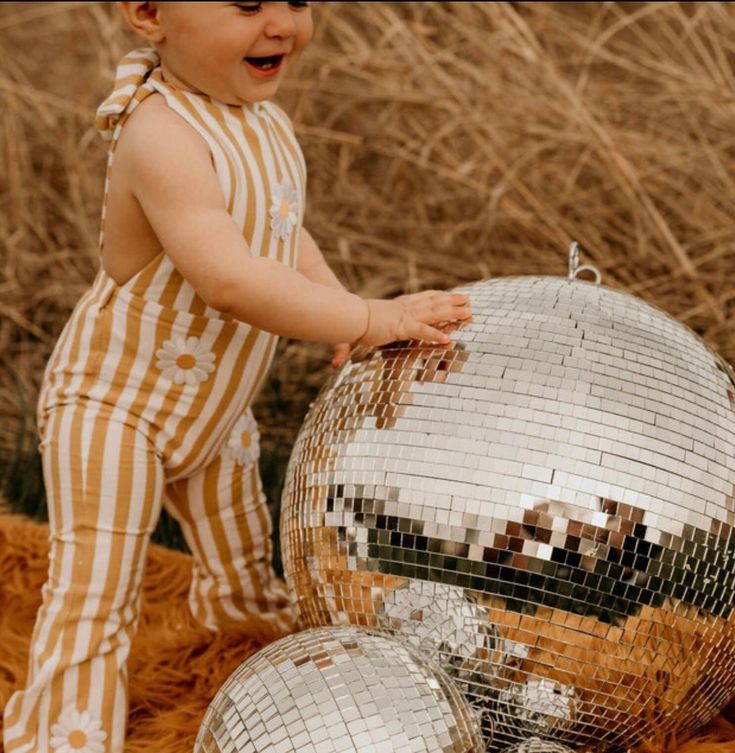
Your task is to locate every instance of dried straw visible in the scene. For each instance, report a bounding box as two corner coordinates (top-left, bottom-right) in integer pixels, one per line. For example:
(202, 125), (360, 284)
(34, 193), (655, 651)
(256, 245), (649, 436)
(1, 1), (734, 512)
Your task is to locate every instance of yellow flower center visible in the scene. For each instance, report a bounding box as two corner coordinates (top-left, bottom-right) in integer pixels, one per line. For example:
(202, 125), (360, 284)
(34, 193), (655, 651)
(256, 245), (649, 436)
(279, 199), (290, 220)
(68, 730), (88, 749)
(240, 431), (252, 448)
(176, 353), (197, 370)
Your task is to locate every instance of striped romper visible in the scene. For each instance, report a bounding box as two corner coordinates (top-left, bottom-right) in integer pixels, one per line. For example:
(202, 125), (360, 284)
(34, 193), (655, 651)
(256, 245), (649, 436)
(3, 48), (302, 753)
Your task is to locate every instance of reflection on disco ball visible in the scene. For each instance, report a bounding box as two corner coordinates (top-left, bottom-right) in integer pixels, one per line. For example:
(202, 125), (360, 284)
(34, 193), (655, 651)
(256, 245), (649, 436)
(501, 738), (576, 753)
(375, 580), (501, 742)
(376, 581), (498, 677)
(194, 626), (483, 753)
(494, 678), (577, 740)
(281, 253), (735, 751)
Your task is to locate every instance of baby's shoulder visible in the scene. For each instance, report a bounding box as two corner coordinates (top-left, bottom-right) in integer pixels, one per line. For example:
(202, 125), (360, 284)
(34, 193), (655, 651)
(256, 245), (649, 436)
(115, 93), (210, 165)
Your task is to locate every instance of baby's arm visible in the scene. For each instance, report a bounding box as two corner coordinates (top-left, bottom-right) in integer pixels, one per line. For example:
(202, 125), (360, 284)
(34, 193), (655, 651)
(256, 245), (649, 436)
(117, 97), (470, 346)
(297, 229), (352, 366)
(297, 228), (345, 292)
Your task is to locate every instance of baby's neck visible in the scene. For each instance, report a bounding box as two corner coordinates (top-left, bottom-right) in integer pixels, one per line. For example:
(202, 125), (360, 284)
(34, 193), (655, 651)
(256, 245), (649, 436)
(159, 62), (200, 96)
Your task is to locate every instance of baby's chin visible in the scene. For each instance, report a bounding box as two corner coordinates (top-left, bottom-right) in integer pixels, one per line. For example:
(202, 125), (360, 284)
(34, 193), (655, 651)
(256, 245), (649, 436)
(199, 73), (284, 106)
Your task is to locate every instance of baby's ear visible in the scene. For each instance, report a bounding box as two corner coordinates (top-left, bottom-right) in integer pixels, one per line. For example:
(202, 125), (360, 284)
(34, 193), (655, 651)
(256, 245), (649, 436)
(118, 2), (166, 44)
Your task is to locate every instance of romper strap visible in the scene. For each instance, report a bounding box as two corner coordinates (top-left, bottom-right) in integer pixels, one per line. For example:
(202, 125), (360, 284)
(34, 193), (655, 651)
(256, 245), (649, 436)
(96, 47), (161, 143)
(94, 47), (162, 258)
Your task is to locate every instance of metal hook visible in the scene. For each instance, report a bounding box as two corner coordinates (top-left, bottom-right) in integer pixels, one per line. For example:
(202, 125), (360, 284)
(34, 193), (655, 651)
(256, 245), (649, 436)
(568, 241), (601, 285)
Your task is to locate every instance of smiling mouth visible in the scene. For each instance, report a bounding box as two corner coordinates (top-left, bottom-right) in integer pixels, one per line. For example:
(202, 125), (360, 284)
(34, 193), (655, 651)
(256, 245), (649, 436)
(244, 54), (284, 71)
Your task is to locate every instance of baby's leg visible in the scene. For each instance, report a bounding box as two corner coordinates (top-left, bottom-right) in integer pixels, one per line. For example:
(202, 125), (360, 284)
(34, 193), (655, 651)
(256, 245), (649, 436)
(164, 408), (295, 634)
(2, 406), (165, 753)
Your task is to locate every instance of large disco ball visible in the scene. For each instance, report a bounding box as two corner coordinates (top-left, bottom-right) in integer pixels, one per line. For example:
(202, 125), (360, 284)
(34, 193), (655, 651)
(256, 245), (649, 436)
(281, 261), (735, 751)
(194, 626), (483, 753)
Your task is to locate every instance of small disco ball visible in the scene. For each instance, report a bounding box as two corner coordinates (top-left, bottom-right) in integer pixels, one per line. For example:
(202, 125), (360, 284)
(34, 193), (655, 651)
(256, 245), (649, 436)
(194, 626), (483, 753)
(281, 247), (735, 751)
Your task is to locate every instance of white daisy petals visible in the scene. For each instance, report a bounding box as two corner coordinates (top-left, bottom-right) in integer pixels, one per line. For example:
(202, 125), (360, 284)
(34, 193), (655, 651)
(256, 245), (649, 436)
(269, 178), (300, 241)
(50, 706), (107, 753)
(155, 335), (216, 386)
(227, 410), (261, 467)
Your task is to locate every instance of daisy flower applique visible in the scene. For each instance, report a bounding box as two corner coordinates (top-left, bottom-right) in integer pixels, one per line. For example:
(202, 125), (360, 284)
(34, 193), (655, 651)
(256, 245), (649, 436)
(227, 410), (261, 467)
(50, 706), (107, 753)
(269, 178), (300, 241)
(155, 335), (216, 386)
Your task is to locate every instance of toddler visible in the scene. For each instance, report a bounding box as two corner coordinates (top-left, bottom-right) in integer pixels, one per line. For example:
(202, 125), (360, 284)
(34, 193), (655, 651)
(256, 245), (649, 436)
(2, 3), (471, 752)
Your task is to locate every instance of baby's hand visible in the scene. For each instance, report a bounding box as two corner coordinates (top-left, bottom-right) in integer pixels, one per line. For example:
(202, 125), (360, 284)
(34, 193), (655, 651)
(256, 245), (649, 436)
(358, 291), (472, 348)
(331, 342), (351, 369)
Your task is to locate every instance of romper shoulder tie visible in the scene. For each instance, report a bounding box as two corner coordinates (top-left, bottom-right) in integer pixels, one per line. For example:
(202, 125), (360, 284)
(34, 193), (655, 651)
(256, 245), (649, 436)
(96, 47), (161, 142)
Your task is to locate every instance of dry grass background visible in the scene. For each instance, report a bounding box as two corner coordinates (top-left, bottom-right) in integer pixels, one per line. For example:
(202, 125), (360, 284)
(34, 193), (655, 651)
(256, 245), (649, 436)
(1, 1), (734, 540)
(1, 3), (735, 751)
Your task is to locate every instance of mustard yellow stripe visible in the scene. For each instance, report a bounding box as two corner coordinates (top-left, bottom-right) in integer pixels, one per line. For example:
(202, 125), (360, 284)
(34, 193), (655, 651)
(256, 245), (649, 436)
(107, 70), (150, 93)
(1, 407), (66, 735)
(74, 416), (130, 713)
(144, 308), (215, 466)
(267, 107), (305, 186)
(37, 286), (138, 682)
(247, 461), (269, 606)
(126, 251), (166, 298)
(41, 286), (119, 718)
(166, 478), (221, 626)
(203, 456), (260, 618)
(100, 291), (175, 440)
(255, 114), (289, 265)
(43, 276), (107, 409)
(208, 104), (258, 250)
(189, 291), (208, 317)
(46, 405), (104, 737)
(162, 324), (265, 476)
(154, 266), (184, 310)
(117, 52), (158, 69)
(156, 321), (245, 471)
(227, 459), (252, 615)
(202, 99), (236, 217)
(93, 417), (160, 734)
(228, 103), (272, 255)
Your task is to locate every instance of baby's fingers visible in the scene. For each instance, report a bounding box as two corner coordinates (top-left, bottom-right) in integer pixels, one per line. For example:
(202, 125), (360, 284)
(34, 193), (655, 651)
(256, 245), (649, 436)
(420, 291), (470, 319)
(429, 302), (472, 323)
(409, 322), (452, 345)
(331, 342), (351, 369)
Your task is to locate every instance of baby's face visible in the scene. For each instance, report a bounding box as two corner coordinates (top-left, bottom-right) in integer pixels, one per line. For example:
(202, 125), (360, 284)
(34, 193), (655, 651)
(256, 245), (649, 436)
(146, 2), (313, 104)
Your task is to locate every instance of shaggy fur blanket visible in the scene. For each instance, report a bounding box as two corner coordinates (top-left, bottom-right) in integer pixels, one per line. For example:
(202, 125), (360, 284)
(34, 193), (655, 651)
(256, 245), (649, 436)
(1, 514), (735, 753)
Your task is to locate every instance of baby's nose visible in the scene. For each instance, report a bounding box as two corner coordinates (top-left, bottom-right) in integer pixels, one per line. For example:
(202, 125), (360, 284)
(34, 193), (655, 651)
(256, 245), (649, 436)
(264, 6), (297, 38)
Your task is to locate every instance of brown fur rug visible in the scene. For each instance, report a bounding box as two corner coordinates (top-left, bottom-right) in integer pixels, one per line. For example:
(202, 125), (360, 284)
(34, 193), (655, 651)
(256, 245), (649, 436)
(1, 513), (735, 753)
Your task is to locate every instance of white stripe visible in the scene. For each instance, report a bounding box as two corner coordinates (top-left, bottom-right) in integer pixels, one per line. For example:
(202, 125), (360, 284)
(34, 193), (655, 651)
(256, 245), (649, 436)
(209, 99), (249, 233)
(114, 61), (153, 79)
(261, 106), (303, 268)
(110, 670), (128, 752)
(97, 423), (163, 717)
(222, 105), (269, 257)
(266, 102), (307, 268)
(187, 469), (250, 623)
(97, 82), (139, 112)
(58, 394), (112, 714)
(56, 286), (109, 404)
(243, 107), (281, 263)
(4, 407), (74, 744)
(41, 273), (108, 411)
(181, 476), (218, 628)
(160, 326), (260, 475)
(33, 406), (76, 662)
